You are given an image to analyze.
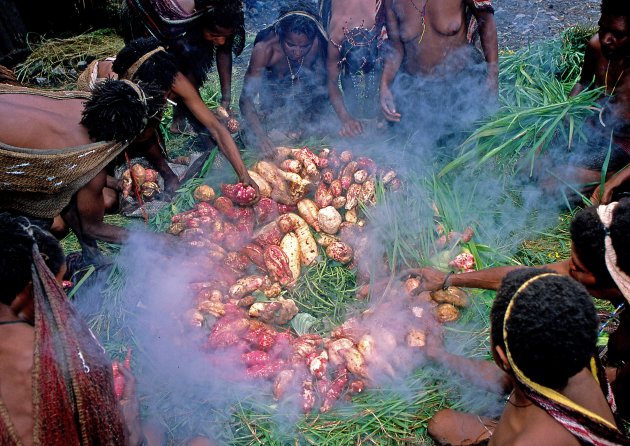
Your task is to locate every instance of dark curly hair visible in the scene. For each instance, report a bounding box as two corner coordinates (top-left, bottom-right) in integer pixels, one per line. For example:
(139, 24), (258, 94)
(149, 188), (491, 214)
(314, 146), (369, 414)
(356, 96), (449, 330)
(570, 198), (630, 288)
(276, 1), (321, 42)
(80, 79), (162, 142)
(112, 37), (179, 93)
(490, 268), (598, 390)
(601, 0), (630, 17)
(0, 213), (65, 305)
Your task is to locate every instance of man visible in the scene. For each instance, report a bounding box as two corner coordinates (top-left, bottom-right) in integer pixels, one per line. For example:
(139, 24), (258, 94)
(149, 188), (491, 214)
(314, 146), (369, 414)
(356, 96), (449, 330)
(408, 198), (630, 419)
(379, 0), (498, 140)
(427, 270), (628, 445)
(112, 37), (259, 194)
(569, 0), (630, 202)
(320, 0), (386, 137)
(0, 214), (144, 445)
(239, 2), (328, 155)
(569, 0), (630, 203)
(0, 80), (163, 262)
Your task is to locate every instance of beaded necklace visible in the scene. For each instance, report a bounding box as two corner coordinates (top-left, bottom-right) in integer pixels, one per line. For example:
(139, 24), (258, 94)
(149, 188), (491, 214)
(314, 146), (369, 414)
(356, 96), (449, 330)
(408, 0), (430, 45)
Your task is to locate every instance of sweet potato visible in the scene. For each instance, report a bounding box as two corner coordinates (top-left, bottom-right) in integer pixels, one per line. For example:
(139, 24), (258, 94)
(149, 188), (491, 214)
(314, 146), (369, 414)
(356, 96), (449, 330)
(345, 184), (362, 210)
(278, 213), (318, 266)
(359, 180), (376, 206)
(318, 206), (342, 235)
(253, 221), (283, 247)
(326, 241), (353, 264)
(247, 170), (272, 198)
(297, 198), (320, 231)
(220, 183), (257, 205)
(193, 185), (215, 202)
(331, 196), (346, 209)
(340, 161), (358, 180)
(280, 159), (303, 174)
(353, 170), (368, 184)
(264, 245), (293, 286)
(339, 150), (354, 164)
(316, 233), (339, 247)
(345, 208), (358, 223)
(228, 275), (266, 298)
(321, 168), (334, 184)
(280, 232), (301, 281)
(329, 179), (343, 197)
(315, 182), (333, 208)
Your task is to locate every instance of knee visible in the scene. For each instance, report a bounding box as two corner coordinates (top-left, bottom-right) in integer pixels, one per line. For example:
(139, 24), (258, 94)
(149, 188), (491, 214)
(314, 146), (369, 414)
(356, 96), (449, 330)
(428, 408), (459, 442)
(186, 436), (217, 446)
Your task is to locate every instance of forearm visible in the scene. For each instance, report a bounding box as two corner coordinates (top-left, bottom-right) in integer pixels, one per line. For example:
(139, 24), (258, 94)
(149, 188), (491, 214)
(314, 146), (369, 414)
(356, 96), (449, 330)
(380, 42), (403, 89)
(85, 221), (130, 244)
(240, 96), (268, 140)
(432, 352), (510, 394)
(329, 80), (353, 122)
(216, 47), (233, 106)
(143, 134), (178, 185)
(449, 265), (525, 291)
(208, 124), (248, 179)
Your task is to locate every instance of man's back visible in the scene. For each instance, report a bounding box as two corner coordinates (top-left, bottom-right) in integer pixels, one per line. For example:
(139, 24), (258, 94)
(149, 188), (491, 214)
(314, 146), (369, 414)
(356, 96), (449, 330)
(0, 94), (90, 150)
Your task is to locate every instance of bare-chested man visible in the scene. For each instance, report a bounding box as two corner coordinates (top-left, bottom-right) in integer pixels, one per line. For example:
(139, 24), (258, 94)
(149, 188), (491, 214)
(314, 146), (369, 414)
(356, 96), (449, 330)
(567, 0), (630, 202)
(380, 0), (498, 139)
(321, 0), (386, 136)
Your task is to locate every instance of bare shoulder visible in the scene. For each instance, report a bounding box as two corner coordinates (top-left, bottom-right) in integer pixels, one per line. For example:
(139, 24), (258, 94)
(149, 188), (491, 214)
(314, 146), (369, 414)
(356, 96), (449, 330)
(510, 420), (580, 446)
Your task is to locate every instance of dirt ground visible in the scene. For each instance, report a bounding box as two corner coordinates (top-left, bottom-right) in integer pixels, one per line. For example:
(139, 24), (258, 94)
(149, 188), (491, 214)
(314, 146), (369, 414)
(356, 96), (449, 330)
(493, 0), (600, 48)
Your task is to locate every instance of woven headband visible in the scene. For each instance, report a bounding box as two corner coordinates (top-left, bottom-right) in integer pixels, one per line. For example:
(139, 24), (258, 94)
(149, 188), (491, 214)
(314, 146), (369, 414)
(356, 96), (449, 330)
(121, 46), (165, 81)
(597, 202), (630, 304)
(119, 79), (147, 107)
(274, 11), (329, 41)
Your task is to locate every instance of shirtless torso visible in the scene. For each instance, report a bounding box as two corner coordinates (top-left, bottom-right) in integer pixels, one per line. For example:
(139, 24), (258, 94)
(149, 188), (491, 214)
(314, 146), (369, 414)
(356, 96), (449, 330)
(240, 29), (325, 153)
(380, 0), (497, 122)
(325, 0), (382, 136)
(490, 369), (618, 446)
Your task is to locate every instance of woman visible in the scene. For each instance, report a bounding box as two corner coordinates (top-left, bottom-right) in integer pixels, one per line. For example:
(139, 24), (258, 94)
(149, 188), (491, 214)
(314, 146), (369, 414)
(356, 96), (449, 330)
(239, 2), (329, 155)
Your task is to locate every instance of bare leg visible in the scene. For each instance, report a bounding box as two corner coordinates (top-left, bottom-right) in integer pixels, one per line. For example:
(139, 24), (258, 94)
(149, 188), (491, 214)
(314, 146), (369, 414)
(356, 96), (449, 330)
(428, 409), (496, 446)
(186, 437), (217, 446)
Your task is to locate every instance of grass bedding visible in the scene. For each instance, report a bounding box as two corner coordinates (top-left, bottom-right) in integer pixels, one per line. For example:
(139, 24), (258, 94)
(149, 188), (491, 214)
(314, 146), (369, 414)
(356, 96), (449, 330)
(34, 25), (598, 445)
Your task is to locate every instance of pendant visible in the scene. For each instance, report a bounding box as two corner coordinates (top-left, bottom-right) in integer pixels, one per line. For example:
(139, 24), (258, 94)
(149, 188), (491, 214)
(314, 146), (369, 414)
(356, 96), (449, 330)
(291, 75), (296, 80)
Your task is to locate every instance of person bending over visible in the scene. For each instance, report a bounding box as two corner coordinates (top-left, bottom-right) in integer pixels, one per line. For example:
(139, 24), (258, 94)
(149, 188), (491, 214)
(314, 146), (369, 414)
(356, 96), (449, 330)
(239, 2), (328, 155)
(407, 198), (630, 420)
(113, 37), (258, 196)
(427, 269), (628, 445)
(0, 79), (165, 262)
(320, 0), (387, 136)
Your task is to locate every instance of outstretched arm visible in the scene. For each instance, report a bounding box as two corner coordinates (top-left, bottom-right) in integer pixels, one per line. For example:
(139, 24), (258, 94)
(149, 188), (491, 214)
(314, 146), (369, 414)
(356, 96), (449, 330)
(327, 41), (363, 136)
(216, 40), (234, 110)
(380, 0), (403, 122)
(172, 73), (259, 195)
(239, 42), (275, 155)
(467, 2), (499, 94)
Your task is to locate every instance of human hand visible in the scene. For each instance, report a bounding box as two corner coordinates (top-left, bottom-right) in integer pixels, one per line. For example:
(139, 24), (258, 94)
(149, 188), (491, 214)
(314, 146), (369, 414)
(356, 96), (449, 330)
(591, 176), (624, 205)
(118, 366), (145, 446)
(239, 171), (261, 204)
(400, 267), (448, 292)
(339, 118), (364, 137)
(380, 86), (401, 122)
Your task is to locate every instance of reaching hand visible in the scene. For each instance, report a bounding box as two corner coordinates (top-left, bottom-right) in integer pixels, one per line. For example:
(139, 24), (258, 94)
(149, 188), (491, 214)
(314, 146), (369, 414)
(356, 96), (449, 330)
(239, 172), (261, 204)
(400, 267), (447, 292)
(339, 118), (364, 137)
(380, 86), (401, 122)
